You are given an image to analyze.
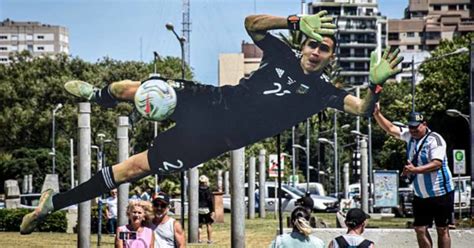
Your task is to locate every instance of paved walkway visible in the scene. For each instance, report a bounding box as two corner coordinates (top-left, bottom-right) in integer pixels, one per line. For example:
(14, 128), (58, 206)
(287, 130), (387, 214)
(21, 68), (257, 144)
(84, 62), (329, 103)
(283, 228), (474, 247)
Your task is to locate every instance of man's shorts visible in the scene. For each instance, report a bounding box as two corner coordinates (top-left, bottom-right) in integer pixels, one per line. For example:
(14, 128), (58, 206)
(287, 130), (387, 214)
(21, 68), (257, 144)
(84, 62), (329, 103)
(413, 191), (454, 227)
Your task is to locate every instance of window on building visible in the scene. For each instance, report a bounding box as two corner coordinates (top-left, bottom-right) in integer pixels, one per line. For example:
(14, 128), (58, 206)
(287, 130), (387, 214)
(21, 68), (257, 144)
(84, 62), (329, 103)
(11, 46), (18, 51)
(407, 45), (414, 50)
(433, 5), (441, 11)
(27, 45), (33, 52)
(407, 32), (415, 37)
(11, 34), (18, 40)
(388, 33), (399, 41)
(425, 32), (441, 40)
(0, 47), (7, 51)
(449, 5), (457, 11)
(340, 62), (351, 69)
(37, 35), (44, 40)
(402, 62), (411, 69)
(0, 58), (8, 62)
(26, 34), (33, 40)
(37, 46), (44, 51)
(0, 35), (7, 40)
(401, 76), (413, 82)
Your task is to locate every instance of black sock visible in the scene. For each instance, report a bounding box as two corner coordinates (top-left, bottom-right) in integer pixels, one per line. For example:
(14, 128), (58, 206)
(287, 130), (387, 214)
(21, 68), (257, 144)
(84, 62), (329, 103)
(52, 166), (118, 211)
(95, 85), (119, 108)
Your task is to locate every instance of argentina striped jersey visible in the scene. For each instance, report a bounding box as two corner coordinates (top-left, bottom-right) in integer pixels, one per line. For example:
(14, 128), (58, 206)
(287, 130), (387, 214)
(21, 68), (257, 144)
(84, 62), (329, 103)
(400, 128), (454, 198)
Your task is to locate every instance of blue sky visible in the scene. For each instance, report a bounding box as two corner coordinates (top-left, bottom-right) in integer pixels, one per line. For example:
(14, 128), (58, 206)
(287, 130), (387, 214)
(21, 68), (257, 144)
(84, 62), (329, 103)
(1, 0), (406, 85)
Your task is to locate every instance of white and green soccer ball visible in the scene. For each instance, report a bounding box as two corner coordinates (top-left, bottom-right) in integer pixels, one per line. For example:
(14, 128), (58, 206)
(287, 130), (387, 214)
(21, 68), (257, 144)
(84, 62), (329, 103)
(134, 78), (177, 121)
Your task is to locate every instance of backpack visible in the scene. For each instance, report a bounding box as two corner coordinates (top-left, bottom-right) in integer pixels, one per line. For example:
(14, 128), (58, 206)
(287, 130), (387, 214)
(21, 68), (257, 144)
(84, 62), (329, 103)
(335, 236), (373, 248)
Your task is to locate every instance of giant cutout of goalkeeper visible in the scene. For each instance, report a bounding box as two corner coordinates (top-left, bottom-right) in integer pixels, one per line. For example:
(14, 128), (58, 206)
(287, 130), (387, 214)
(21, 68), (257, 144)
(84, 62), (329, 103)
(20, 11), (403, 234)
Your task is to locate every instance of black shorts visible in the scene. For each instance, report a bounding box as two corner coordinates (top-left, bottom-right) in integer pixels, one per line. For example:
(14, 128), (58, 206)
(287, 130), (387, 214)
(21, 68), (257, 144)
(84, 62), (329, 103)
(147, 83), (244, 174)
(199, 213), (214, 225)
(413, 191), (454, 227)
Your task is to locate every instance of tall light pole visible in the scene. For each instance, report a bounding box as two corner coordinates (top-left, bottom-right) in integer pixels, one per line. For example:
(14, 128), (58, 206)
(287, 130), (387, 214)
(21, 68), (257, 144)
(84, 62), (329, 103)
(52, 103), (63, 174)
(293, 144), (309, 191)
(93, 134), (111, 247)
(318, 138), (336, 195)
(166, 22), (187, 229)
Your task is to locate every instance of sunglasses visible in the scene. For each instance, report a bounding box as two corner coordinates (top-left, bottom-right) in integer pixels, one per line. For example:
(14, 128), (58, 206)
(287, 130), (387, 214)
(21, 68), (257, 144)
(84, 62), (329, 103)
(408, 125), (420, 130)
(153, 202), (168, 209)
(307, 40), (331, 53)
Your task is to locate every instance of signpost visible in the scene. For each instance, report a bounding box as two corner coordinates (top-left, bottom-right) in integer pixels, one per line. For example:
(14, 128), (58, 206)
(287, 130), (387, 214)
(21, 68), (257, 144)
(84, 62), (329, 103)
(268, 154), (285, 218)
(453, 149), (466, 219)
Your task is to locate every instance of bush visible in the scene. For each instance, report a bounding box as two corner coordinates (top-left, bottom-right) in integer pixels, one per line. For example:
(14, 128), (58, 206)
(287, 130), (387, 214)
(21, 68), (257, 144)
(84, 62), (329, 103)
(0, 208), (67, 232)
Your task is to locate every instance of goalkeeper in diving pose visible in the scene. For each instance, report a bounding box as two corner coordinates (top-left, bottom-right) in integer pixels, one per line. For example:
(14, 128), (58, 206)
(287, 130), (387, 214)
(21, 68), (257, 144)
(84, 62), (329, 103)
(20, 11), (403, 234)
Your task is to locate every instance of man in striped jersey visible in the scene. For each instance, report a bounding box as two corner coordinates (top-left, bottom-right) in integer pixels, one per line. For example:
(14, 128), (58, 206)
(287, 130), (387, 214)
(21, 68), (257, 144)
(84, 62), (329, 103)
(373, 103), (454, 248)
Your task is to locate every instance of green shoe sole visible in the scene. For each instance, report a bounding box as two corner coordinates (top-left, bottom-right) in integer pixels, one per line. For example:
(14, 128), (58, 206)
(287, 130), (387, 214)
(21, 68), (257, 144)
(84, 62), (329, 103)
(20, 189), (55, 235)
(64, 80), (97, 100)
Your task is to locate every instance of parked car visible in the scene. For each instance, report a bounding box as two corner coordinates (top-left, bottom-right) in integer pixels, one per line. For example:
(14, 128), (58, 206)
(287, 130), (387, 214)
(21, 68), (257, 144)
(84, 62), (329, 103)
(396, 187), (414, 217)
(223, 182), (338, 212)
(454, 176), (471, 215)
(295, 182), (327, 196)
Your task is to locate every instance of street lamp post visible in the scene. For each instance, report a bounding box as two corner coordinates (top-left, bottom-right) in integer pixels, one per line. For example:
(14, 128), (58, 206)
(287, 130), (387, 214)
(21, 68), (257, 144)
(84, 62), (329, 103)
(318, 138), (336, 195)
(293, 144), (309, 191)
(92, 134), (111, 247)
(52, 103), (63, 174)
(166, 22), (187, 229)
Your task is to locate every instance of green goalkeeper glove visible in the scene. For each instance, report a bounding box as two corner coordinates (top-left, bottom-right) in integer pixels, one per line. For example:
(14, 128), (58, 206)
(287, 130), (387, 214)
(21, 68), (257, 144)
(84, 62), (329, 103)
(369, 46), (403, 87)
(288, 10), (336, 42)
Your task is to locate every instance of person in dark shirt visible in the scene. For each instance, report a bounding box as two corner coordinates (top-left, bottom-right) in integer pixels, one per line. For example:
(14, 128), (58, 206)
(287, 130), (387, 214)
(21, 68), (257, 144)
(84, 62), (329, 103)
(21, 11), (403, 235)
(198, 175), (215, 243)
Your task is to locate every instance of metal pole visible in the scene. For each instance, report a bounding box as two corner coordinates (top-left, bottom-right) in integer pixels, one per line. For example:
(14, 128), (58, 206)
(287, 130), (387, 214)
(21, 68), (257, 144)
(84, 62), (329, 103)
(361, 139), (369, 213)
(334, 112), (339, 197)
(292, 126), (296, 187)
(52, 108), (56, 174)
(97, 135), (105, 247)
(306, 119), (310, 190)
(277, 135), (283, 235)
(248, 157), (256, 219)
(469, 42), (474, 217)
(117, 116), (129, 227)
(70, 138), (74, 189)
(188, 167), (199, 243)
(258, 149), (266, 218)
(343, 163), (349, 199)
(179, 38), (186, 230)
(231, 148), (245, 248)
(368, 117), (373, 213)
(77, 103), (91, 248)
(154, 122), (159, 194)
(411, 55), (416, 112)
(217, 170), (223, 192)
(224, 171), (230, 195)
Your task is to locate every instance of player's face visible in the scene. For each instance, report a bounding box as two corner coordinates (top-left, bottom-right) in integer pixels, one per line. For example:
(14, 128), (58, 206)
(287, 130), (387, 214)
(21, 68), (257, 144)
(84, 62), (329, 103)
(153, 201), (169, 217)
(300, 37), (334, 74)
(408, 122), (427, 139)
(129, 206), (145, 224)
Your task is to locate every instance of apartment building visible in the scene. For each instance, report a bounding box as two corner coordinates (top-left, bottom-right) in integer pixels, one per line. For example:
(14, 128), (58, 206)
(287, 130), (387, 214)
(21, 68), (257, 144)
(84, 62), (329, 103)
(218, 41), (262, 86)
(388, 0), (473, 82)
(309, 0), (387, 85)
(0, 19), (69, 64)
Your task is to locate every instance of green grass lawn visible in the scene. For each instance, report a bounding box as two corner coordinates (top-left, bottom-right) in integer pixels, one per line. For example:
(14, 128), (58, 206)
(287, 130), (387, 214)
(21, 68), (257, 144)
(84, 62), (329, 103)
(0, 213), (416, 248)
